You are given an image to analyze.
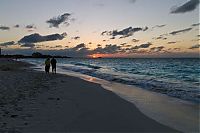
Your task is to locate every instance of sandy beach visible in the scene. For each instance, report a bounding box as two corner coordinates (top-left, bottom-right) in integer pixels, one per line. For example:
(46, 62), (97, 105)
(0, 58), (178, 132)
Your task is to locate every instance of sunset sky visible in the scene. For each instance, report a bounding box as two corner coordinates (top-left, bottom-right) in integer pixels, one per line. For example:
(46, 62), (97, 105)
(0, 0), (199, 58)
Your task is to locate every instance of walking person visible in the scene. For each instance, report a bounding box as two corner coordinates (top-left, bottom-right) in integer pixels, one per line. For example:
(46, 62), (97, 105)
(51, 57), (57, 74)
(45, 58), (51, 73)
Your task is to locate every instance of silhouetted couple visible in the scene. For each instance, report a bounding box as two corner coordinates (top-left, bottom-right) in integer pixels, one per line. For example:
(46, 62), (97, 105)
(45, 57), (57, 74)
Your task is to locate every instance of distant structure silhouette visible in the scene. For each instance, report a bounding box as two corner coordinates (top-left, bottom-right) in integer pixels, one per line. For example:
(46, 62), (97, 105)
(45, 58), (51, 73)
(51, 57), (57, 74)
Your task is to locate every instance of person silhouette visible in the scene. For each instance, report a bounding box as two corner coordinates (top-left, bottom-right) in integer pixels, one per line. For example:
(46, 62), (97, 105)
(51, 57), (57, 74)
(45, 58), (51, 73)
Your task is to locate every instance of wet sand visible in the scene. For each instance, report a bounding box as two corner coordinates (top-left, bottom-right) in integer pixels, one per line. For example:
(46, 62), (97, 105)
(0, 58), (178, 132)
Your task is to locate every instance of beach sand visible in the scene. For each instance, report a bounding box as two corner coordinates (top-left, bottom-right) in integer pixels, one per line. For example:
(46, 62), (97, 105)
(0, 58), (178, 132)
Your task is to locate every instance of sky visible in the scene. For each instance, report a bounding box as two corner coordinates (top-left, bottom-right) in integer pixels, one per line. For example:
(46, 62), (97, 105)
(0, 0), (199, 58)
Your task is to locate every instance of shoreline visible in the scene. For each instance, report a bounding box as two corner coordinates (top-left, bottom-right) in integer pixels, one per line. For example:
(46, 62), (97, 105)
(0, 58), (191, 132)
(28, 59), (200, 132)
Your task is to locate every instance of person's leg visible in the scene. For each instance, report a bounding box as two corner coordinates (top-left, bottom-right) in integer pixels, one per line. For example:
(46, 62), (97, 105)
(47, 66), (50, 73)
(52, 65), (56, 74)
(45, 66), (48, 73)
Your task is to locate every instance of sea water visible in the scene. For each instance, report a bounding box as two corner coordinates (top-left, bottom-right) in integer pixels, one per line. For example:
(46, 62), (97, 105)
(24, 58), (200, 103)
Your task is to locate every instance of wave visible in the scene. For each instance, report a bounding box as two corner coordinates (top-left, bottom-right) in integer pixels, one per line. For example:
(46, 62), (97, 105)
(74, 63), (102, 69)
(22, 58), (200, 103)
(60, 65), (200, 103)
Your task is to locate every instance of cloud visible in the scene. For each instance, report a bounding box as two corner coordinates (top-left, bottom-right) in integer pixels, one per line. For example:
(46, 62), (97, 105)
(93, 44), (121, 54)
(170, 28), (192, 35)
(131, 43), (152, 50)
(132, 39), (140, 42)
(101, 26), (148, 38)
(20, 43), (35, 48)
(143, 26), (148, 31)
(46, 13), (72, 28)
(72, 36), (80, 40)
(171, 0), (199, 14)
(18, 32), (67, 43)
(64, 43), (123, 57)
(191, 23), (200, 26)
(71, 43), (86, 50)
(189, 44), (200, 49)
(153, 36), (168, 40)
(120, 43), (127, 46)
(0, 26), (10, 30)
(14, 24), (20, 28)
(167, 41), (177, 44)
(50, 45), (63, 49)
(150, 46), (165, 52)
(110, 37), (115, 39)
(0, 41), (15, 47)
(101, 31), (107, 35)
(25, 24), (36, 29)
(152, 24), (166, 29)
(97, 44), (101, 47)
(174, 48), (181, 51)
(65, 43), (90, 57)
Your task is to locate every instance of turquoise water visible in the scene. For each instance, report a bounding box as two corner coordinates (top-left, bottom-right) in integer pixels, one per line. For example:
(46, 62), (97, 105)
(23, 58), (200, 103)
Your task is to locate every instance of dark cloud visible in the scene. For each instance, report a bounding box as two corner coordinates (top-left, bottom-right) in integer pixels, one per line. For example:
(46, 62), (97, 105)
(93, 44), (121, 54)
(50, 45), (63, 49)
(101, 31), (107, 35)
(125, 45), (132, 47)
(18, 32), (67, 43)
(131, 43), (152, 50)
(167, 41), (177, 44)
(64, 43), (123, 57)
(25, 24), (36, 29)
(20, 43), (35, 48)
(189, 44), (200, 49)
(120, 43), (127, 46)
(153, 36), (168, 40)
(143, 26), (148, 31)
(14, 24), (20, 28)
(46, 13), (72, 28)
(150, 46), (165, 52)
(72, 36), (80, 40)
(171, 0), (199, 14)
(97, 44), (101, 47)
(152, 25), (166, 29)
(191, 23), (200, 26)
(27, 29), (34, 32)
(110, 37), (115, 39)
(132, 39), (140, 42)
(55, 45), (63, 48)
(102, 26), (148, 38)
(170, 28), (192, 35)
(0, 41), (15, 47)
(0, 26), (10, 30)
(65, 43), (90, 57)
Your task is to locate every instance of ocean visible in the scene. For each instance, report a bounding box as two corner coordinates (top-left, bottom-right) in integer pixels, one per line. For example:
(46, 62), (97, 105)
(23, 58), (200, 103)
